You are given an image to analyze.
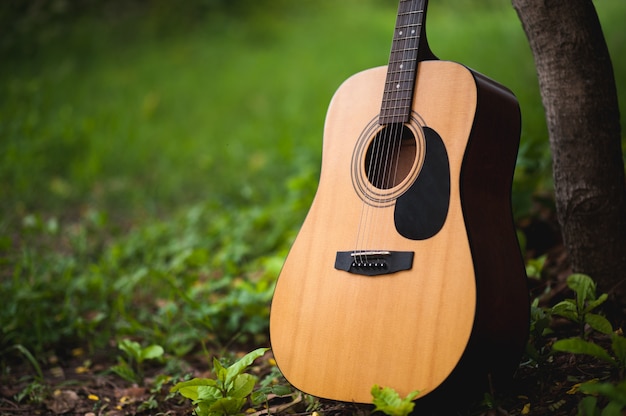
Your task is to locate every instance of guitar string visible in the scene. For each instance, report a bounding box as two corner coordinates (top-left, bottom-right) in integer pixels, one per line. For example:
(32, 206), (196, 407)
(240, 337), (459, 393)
(354, 0), (399, 262)
(389, 2), (424, 192)
(354, 0), (422, 266)
(358, 0), (417, 263)
(376, 0), (422, 256)
(353, 119), (380, 261)
(357, 0), (405, 262)
(377, 0), (419, 254)
(355, 0), (394, 262)
(357, 113), (386, 261)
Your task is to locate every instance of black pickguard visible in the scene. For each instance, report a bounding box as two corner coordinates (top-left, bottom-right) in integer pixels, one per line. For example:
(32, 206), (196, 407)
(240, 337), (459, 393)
(394, 126), (450, 240)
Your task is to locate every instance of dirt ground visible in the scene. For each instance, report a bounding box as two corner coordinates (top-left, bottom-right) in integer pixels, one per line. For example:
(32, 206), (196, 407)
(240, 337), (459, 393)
(1, 218), (618, 415)
(0, 337), (613, 416)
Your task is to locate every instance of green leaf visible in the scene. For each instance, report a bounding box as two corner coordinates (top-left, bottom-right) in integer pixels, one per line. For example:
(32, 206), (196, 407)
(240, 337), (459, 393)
(551, 300), (579, 322)
(585, 313), (613, 335)
(552, 338), (616, 365)
(111, 360), (139, 384)
(140, 345), (164, 362)
(530, 300), (551, 335)
(195, 401), (213, 416)
(213, 357), (228, 384)
(270, 384), (293, 396)
(224, 348), (268, 387)
(577, 396), (599, 416)
(208, 396), (246, 415)
(250, 389), (268, 405)
(612, 335), (626, 366)
(11, 344), (44, 380)
(229, 374), (257, 399)
(170, 378), (219, 400)
(526, 255), (546, 279)
(602, 401), (625, 416)
(371, 385), (419, 416)
(580, 381), (626, 406)
(567, 273), (596, 311)
(250, 384), (292, 405)
(118, 339), (142, 361)
(585, 293), (608, 314)
(172, 386), (201, 401)
(196, 385), (222, 403)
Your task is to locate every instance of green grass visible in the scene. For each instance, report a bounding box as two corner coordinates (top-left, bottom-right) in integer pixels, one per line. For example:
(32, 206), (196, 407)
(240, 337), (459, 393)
(0, 1), (394, 222)
(2, 1), (625, 221)
(1, 0), (626, 398)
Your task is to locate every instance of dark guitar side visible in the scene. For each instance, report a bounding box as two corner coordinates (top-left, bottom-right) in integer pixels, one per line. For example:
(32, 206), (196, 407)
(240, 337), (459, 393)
(414, 67), (529, 409)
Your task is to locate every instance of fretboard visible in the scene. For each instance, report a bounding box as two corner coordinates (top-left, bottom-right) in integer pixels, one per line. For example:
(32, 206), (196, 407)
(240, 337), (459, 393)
(379, 0), (426, 125)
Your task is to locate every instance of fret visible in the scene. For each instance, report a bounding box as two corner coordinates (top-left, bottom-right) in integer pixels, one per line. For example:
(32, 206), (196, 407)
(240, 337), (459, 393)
(386, 59), (418, 68)
(379, 0), (426, 125)
(382, 95), (413, 102)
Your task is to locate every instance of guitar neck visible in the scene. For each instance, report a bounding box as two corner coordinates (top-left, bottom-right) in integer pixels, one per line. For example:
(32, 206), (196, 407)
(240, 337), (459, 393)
(379, 0), (430, 125)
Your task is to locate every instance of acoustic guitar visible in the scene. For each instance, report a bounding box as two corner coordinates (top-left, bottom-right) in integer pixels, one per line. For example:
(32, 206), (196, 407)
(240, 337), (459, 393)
(270, 0), (528, 405)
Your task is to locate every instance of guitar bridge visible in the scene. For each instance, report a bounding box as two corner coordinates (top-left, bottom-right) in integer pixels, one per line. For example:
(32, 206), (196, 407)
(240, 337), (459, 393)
(335, 251), (414, 276)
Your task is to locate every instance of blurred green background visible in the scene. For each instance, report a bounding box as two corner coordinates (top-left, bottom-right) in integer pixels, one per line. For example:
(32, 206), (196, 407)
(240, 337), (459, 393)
(1, 0), (625, 356)
(1, 0), (625, 223)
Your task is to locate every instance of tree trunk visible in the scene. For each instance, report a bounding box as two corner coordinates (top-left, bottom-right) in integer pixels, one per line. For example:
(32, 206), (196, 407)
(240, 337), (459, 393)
(511, 0), (626, 316)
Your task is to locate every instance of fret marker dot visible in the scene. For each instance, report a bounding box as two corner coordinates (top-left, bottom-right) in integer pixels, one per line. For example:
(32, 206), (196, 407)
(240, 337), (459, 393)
(396, 84), (401, 89)
(399, 30), (403, 35)
(412, 30), (416, 34)
(400, 64), (404, 69)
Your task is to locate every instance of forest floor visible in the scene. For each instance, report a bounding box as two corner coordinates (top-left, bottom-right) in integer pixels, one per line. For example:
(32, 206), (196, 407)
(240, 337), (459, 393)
(0, 218), (615, 416)
(2, 339), (608, 416)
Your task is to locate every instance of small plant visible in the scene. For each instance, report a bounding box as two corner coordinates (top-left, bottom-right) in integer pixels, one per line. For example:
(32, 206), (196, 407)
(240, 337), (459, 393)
(549, 274), (626, 415)
(525, 254), (547, 280)
(110, 339), (164, 384)
(14, 379), (48, 405)
(137, 394), (159, 412)
(3, 344), (49, 404)
(526, 297), (554, 363)
(170, 347), (269, 416)
(551, 273), (612, 338)
(553, 330), (626, 373)
(4, 344), (44, 381)
(371, 384), (420, 416)
(577, 380), (626, 416)
(550, 274), (624, 370)
(250, 364), (293, 407)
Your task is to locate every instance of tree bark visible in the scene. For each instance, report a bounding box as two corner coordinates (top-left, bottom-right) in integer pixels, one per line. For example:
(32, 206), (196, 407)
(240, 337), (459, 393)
(511, 0), (626, 316)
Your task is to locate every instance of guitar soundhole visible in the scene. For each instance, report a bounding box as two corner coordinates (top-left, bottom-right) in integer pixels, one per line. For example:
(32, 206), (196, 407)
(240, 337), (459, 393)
(351, 113), (426, 207)
(365, 123), (416, 190)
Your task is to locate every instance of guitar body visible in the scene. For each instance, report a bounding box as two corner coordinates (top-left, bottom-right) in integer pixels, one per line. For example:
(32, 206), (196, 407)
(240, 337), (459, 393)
(270, 60), (528, 404)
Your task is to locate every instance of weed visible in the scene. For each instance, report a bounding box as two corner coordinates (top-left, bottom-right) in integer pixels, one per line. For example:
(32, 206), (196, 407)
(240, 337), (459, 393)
(549, 274), (626, 415)
(3, 344), (44, 380)
(137, 394), (159, 412)
(551, 274), (612, 338)
(577, 380), (626, 416)
(370, 385), (420, 416)
(250, 364), (293, 407)
(552, 331), (626, 373)
(525, 296), (554, 366)
(170, 347), (269, 416)
(110, 339), (164, 385)
(14, 379), (48, 405)
(526, 254), (547, 280)
(550, 274), (624, 370)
